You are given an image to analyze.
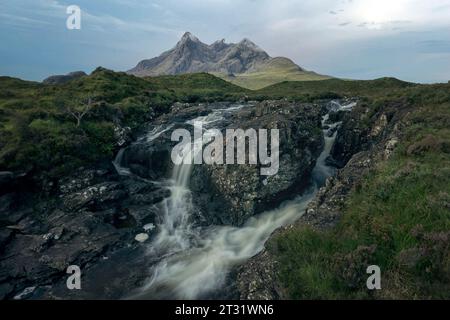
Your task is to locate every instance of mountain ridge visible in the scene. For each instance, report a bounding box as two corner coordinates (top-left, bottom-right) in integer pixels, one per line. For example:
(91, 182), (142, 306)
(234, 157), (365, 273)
(128, 32), (330, 89)
(128, 32), (272, 76)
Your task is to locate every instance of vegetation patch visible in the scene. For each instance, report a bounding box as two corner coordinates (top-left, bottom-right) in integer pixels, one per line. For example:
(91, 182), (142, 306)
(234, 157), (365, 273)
(269, 91), (450, 299)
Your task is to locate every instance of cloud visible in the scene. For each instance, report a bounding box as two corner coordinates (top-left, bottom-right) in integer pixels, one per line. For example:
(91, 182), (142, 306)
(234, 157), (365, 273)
(1, 0), (450, 83)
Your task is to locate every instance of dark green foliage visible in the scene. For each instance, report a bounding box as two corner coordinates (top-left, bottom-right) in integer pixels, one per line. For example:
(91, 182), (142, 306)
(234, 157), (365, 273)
(0, 70), (245, 177)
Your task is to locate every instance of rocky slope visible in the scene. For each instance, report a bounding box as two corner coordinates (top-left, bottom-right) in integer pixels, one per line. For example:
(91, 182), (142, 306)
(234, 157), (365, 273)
(190, 100), (324, 225)
(128, 32), (272, 76)
(235, 99), (411, 299)
(0, 99), (327, 299)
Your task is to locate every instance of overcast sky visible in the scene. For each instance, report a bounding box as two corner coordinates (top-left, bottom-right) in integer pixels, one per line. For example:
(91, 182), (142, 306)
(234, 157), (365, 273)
(1, 0), (450, 83)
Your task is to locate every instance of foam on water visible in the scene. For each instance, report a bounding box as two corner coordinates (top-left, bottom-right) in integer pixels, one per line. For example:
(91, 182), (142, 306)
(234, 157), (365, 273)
(126, 101), (353, 299)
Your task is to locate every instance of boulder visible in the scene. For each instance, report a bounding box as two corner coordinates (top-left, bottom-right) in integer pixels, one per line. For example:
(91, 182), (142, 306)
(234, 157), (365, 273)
(190, 100), (324, 226)
(62, 182), (127, 212)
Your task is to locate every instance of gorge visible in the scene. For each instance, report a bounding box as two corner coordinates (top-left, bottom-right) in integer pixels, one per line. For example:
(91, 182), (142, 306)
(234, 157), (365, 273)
(0, 97), (356, 299)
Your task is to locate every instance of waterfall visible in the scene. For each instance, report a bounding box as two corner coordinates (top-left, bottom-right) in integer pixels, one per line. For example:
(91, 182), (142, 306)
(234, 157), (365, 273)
(127, 101), (353, 299)
(151, 141), (197, 252)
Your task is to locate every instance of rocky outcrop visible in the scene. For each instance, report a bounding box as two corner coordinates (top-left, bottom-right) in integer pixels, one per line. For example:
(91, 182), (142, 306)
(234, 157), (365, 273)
(128, 32), (300, 77)
(236, 99), (410, 299)
(328, 100), (408, 168)
(0, 172), (14, 194)
(118, 103), (220, 180)
(190, 100), (324, 226)
(0, 166), (169, 299)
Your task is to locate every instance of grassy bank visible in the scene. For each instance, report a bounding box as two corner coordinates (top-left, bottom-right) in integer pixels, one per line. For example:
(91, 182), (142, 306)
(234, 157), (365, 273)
(268, 84), (450, 299)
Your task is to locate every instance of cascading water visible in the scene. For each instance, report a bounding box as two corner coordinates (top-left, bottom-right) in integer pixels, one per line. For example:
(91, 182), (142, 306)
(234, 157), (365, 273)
(151, 139), (197, 252)
(121, 101), (354, 299)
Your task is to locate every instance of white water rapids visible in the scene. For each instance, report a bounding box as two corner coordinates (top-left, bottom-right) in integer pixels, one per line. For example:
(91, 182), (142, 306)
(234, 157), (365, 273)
(118, 101), (354, 299)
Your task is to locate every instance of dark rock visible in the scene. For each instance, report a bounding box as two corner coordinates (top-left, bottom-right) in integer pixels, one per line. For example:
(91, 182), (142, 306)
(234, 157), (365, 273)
(0, 193), (15, 215)
(326, 110), (346, 123)
(0, 171), (13, 185)
(127, 206), (158, 225)
(0, 228), (13, 251)
(236, 250), (281, 299)
(0, 282), (14, 300)
(128, 188), (170, 206)
(62, 182), (127, 212)
(122, 139), (172, 180)
(330, 100), (408, 168)
(0, 171), (14, 194)
(236, 110), (406, 299)
(190, 100), (324, 226)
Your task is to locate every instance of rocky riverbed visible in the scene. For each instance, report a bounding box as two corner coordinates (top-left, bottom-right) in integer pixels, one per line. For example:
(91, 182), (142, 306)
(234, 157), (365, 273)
(235, 99), (409, 299)
(0, 98), (379, 300)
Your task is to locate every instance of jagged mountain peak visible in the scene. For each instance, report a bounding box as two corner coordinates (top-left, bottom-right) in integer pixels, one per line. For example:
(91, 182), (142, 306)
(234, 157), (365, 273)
(127, 32), (318, 85)
(128, 33), (274, 77)
(238, 38), (261, 50)
(179, 32), (201, 44)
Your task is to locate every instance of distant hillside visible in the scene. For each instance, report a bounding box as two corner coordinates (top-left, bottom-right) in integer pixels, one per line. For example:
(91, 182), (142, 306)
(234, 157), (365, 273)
(128, 32), (330, 90)
(43, 71), (87, 84)
(0, 69), (246, 177)
(215, 57), (329, 90)
(253, 77), (416, 99)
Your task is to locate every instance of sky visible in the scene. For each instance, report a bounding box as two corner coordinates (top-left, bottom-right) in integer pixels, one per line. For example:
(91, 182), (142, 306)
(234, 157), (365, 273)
(1, 0), (450, 83)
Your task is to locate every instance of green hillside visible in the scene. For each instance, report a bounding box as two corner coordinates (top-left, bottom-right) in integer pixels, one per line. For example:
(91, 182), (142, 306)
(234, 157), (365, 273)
(266, 79), (450, 299)
(0, 70), (245, 177)
(214, 57), (331, 90)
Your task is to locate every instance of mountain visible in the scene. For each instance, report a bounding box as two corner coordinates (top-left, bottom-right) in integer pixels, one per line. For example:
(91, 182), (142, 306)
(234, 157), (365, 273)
(128, 32), (330, 89)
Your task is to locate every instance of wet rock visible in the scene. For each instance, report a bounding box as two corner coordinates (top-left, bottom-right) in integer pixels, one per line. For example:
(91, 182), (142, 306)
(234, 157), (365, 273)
(191, 100), (324, 226)
(0, 171), (14, 186)
(370, 114), (388, 137)
(0, 193), (15, 215)
(122, 139), (172, 179)
(0, 282), (14, 300)
(127, 207), (156, 226)
(13, 286), (36, 300)
(63, 182), (127, 212)
(236, 148), (380, 299)
(0, 229), (13, 251)
(326, 110), (346, 123)
(162, 103), (210, 123)
(236, 250), (281, 300)
(0, 171), (14, 195)
(59, 170), (97, 195)
(0, 203), (130, 298)
(134, 233), (149, 242)
(114, 125), (132, 147)
(329, 100), (409, 168)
